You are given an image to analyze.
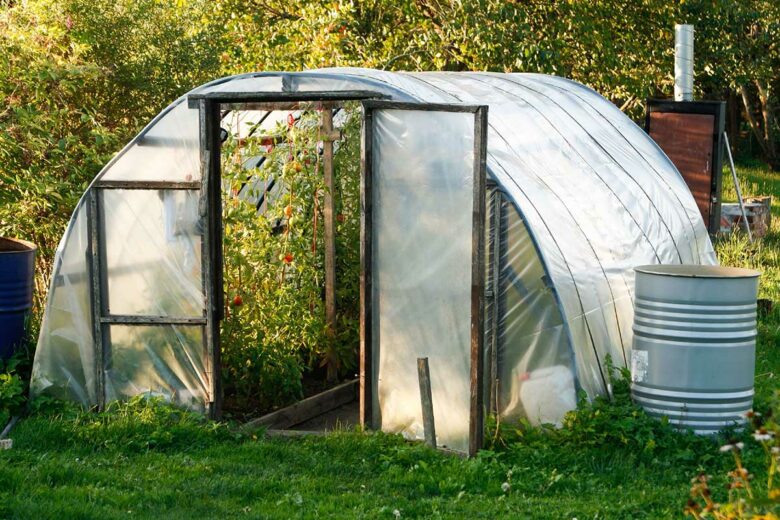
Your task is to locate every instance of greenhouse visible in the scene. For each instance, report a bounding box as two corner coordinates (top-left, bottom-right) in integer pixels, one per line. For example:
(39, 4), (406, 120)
(30, 68), (716, 455)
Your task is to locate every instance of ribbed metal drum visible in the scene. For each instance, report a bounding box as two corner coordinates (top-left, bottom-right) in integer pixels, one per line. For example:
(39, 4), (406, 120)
(0, 237), (37, 360)
(631, 265), (760, 434)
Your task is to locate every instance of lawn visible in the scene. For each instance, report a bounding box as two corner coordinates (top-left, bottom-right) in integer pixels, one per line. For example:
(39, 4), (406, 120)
(0, 161), (777, 520)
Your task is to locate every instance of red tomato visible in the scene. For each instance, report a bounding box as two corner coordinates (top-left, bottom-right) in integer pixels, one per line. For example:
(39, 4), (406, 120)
(283, 253), (294, 264)
(232, 295), (243, 307)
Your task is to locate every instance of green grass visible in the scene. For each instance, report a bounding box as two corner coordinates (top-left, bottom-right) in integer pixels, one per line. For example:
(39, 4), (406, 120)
(717, 159), (780, 409)
(0, 161), (778, 519)
(0, 398), (749, 519)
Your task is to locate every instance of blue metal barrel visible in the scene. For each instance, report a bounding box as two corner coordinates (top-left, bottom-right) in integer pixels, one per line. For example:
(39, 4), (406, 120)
(0, 238), (37, 359)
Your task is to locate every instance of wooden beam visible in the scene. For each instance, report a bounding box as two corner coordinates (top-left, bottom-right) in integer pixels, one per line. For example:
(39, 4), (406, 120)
(187, 90), (384, 109)
(262, 429), (326, 438)
(87, 189), (106, 410)
(359, 107), (375, 429)
(468, 106), (489, 457)
(242, 379), (358, 431)
(417, 358), (437, 449)
(100, 315), (207, 326)
(93, 180), (200, 190)
(322, 107), (337, 380)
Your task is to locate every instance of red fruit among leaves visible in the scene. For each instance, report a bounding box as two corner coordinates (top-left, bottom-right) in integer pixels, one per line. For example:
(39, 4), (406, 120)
(283, 253), (294, 264)
(232, 295), (243, 307)
(336, 214), (345, 223)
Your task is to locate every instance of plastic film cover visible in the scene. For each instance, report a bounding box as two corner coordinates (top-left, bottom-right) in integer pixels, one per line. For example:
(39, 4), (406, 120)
(30, 203), (96, 405)
(102, 189), (203, 317)
(371, 108), (476, 453)
(105, 325), (208, 410)
(491, 196), (575, 426)
(100, 102), (200, 182)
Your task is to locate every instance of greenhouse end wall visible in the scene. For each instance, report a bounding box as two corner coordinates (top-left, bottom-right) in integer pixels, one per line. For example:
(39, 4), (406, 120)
(30, 69), (716, 438)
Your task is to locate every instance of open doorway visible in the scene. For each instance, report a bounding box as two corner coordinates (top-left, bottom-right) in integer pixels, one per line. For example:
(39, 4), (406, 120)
(216, 100), (365, 425)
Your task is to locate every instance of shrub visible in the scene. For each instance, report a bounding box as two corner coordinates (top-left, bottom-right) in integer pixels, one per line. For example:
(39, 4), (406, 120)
(0, 364), (25, 428)
(491, 356), (718, 469)
(0, 0), (224, 329)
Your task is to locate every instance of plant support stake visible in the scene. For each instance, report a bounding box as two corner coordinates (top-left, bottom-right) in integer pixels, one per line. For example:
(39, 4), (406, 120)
(321, 106), (340, 380)
(417, 357), (437, 449)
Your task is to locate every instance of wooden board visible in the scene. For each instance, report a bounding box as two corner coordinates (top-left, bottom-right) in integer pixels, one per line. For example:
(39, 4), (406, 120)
(242, 379), (358, 431)
(649, 112), (716, 224)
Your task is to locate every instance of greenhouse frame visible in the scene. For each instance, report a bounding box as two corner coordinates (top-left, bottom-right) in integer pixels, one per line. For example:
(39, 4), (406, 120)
(31, 69), (716, 455)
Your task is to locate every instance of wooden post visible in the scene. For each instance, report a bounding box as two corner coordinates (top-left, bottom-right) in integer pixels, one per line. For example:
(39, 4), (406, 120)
(199, 99), (223, 419)
(321, 107), (340, 381)
(487, 188), (501, 414)
(469, 106), (488, 458)
(359, 108), (374, 429)
(87, 189), (106, 410)
(417, 357), (436, 449)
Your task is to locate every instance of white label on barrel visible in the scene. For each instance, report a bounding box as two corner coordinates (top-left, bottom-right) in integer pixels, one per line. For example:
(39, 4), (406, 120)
(631, 350), (648, 383)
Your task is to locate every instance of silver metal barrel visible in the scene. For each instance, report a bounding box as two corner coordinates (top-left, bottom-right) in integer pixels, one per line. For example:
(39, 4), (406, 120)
(631, 265), (759, 434)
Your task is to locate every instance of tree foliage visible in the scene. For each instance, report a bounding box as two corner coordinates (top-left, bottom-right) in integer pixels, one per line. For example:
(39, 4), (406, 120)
(0, 0), (224, 318)
(213, 0), (779, 156)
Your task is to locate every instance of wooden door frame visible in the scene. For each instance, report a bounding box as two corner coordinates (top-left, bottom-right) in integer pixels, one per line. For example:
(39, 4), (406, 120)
(359, 100), (489, 456)
(191, 90), (384, 419)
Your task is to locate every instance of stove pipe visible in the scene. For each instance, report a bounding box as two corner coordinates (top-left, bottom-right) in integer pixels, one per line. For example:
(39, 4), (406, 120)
(674, 24), (694, 102)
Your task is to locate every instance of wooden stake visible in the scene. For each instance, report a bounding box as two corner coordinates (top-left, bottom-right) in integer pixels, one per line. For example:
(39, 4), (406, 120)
(417, 357), (437, 449)
(322, 107), (338, 380)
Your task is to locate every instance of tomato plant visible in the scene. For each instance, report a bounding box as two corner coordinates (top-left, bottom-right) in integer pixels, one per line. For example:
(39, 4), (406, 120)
(219, 105), (361, 414)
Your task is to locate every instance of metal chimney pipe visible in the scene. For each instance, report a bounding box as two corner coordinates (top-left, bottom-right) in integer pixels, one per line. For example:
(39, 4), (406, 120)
(674, 24), (694, 101)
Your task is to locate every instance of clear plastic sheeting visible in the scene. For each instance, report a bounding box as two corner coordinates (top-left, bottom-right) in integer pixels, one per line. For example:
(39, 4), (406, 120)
(372, 108), (475, 453)
(31, 68), (716, 430)
(102, 189), (203, 317)
(492, 196), (575, 426)
(105, 325), (208, 411)
(101, 102), (201, 182)
(30, 204), (96, 405)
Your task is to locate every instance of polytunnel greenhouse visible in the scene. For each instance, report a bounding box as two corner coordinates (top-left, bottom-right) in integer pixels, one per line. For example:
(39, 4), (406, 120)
(31, 68), (716, 455)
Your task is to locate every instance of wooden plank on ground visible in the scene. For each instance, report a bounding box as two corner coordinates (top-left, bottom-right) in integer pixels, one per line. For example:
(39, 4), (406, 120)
(242, 379), (358, 431)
